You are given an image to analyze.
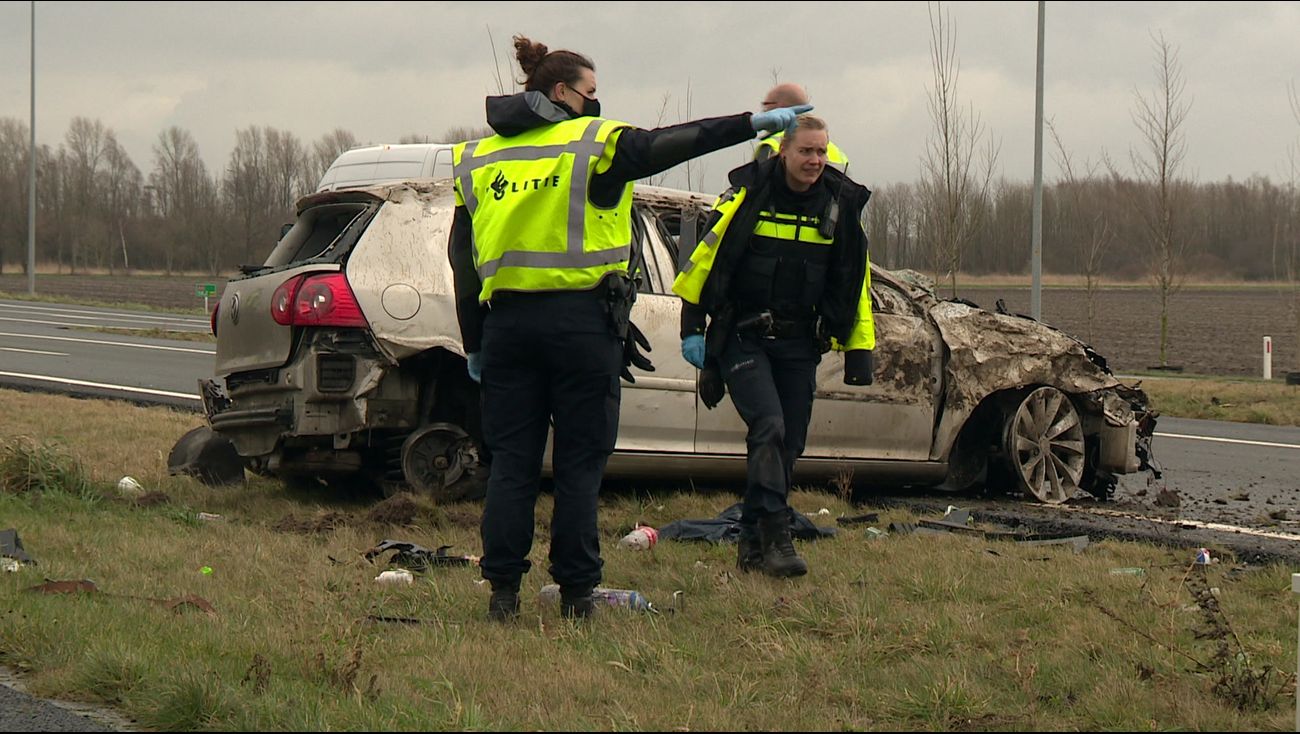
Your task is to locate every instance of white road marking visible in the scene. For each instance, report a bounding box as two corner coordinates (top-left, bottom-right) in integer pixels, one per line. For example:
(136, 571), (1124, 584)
(1060, 503), (1300, 543)
(0, 315), (208, 333)
(1155, 431), (1300, 451)
(0, 331), (213, 355)
(0, 347), (68, 356)
(0, 371), (199, 401)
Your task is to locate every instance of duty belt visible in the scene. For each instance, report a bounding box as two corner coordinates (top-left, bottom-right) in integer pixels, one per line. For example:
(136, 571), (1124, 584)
(736, 311), (817, 340)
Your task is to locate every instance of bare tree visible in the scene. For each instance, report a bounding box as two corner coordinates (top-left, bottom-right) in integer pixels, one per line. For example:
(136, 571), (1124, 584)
(150, 126), (210, 274)
(917, 1), (999, 296)
(642, 92), (673, 187)
(226, 126), (273, 266)
(1049, 120), (1113, 342)
(441, 126), (494, 143)
(100, 135), (142, 273)
(1280, 80), (1300, 371)
(1129, 31), (1192, 368)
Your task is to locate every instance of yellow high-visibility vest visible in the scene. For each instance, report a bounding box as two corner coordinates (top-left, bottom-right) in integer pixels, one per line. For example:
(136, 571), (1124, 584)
(452, 117), (633, 302)
(672, 186), (874, 351)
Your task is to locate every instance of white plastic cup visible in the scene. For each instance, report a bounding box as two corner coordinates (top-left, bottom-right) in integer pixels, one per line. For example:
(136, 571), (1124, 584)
(375, 569), (414, 586)
(116, 476), (144, 496)
(618, 525), (659, 551)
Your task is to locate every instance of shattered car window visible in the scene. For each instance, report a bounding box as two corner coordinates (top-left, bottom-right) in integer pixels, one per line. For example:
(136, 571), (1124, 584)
(265, 203), (373, 268)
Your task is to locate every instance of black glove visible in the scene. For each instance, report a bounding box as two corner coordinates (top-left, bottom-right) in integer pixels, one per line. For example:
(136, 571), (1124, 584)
(844, 350), (873, 386)
(620, 321), (654, 384)
(699, 362), (726, 409)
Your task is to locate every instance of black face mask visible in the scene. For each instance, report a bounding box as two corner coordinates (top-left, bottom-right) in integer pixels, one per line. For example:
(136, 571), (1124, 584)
(561, 86), (601, 118)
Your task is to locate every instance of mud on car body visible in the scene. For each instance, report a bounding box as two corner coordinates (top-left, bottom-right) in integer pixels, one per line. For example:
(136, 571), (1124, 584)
(202, 176), (1156, 504)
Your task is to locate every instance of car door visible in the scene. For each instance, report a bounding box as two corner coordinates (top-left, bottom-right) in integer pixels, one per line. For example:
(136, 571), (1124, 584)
(694, 270), (942, 461)
(613, 208), (698, 454)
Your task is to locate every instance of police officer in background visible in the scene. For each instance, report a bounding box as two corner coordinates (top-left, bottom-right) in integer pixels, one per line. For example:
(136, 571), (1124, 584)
(449, 34), (813, 621)
(754, 83), (850, 175)
(674, 115), (874, 578)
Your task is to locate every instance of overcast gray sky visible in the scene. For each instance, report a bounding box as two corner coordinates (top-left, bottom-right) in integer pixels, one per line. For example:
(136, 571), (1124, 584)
(1, 1), (1298, 194)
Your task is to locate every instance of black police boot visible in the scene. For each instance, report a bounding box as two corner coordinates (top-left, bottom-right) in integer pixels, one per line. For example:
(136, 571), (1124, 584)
(758, 511), (808, 578)
(560, 586), (595, 619)
(736, 524), (763, 573)
(487, 581), (520, 622)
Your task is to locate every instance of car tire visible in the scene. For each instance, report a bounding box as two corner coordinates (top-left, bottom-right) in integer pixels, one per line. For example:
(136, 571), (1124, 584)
(1001, 386), (1086, 504)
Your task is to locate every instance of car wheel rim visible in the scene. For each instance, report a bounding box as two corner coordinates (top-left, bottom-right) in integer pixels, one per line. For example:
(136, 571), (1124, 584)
(401, 423), (471, 493)
(1007, 386), (1085, 504)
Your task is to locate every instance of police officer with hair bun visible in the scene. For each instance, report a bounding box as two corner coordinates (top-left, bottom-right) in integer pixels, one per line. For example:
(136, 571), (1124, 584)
(449, 34), (813, 621)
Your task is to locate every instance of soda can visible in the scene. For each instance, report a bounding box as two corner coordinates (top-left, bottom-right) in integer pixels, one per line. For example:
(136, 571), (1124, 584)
(617, 525), (659, 551)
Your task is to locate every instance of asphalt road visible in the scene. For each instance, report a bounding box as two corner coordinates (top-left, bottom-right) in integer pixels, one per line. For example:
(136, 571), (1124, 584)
(3, 298), (1299, 538)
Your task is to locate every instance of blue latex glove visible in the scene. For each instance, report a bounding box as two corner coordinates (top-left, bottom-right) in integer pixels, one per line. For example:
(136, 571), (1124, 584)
(750, 104), (814, 134)
(681, 334), (706, 369)
(467, 352), (482, 383)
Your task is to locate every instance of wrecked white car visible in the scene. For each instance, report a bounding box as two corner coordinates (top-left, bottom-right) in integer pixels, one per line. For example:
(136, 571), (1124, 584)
(201, 178), (1157, 504)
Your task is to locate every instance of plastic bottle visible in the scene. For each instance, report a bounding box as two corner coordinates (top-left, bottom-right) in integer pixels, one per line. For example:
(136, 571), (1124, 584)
(539, 583), (656, 612)
(617, 525), (659, 551)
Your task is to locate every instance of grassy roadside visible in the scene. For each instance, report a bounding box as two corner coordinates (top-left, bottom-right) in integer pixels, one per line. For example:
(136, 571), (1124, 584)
(0, 289), (208, 317)
(1137, 375), (1300, 426)
(0, 388), (1295, 730)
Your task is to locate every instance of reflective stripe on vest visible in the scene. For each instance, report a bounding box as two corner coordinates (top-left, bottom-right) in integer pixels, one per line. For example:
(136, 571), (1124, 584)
(752, 210), (833, 245)
(757, 132), (849, 172)
(452, 117), (633, 301)
(671, 187), (748, 305)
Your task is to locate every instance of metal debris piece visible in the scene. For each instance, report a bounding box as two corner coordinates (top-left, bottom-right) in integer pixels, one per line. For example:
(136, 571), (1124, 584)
(836, 513), (880, 527)
(1013, 534), (1090, 553)
(363, 540), (480, 571)
(0, 528), (34, 565)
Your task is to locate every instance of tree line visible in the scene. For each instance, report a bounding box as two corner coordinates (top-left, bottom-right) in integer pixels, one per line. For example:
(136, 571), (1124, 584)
(0, 114), (1296, 287)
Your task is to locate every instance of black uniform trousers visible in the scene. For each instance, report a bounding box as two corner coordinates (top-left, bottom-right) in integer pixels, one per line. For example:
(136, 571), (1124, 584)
(477, 290), (622, 592)
(717, 331), (822, 526)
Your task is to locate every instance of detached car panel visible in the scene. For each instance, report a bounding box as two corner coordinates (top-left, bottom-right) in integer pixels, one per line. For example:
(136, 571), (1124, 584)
(203, 177), (1157, 504)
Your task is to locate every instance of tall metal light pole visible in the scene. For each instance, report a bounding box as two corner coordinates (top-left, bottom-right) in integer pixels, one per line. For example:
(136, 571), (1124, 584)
(1030, 0), (1045, 320)
(27, 0), (36, 295)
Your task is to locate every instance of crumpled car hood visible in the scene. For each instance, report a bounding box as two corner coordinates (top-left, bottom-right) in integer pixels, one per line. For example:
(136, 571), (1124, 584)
(929, 300), (1120, 413)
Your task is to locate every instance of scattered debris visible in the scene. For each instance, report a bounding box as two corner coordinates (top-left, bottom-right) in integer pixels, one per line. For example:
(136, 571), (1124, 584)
(1268, 509), (1289, 521)
(167, 426), (246, 486)
(1, 528), (35, 567)
(363, 539), (479, 570)
(25, 578), (216, 616)
(658, 502), (835, 543)
(116, 476), (145, 497)
(865, 527), (887, 540)
(1231, 492), (1250, 502)
(196, 512), (223, 522)
(1155, 487), (1181, 508)
(374, 569), (414, 586)
(836, 512), (880, 527)
(27, 579), (98, 594)
(618, 525), (659, 550)
(163, 594), (218, 617)
(887, 509), (1089, 552)
(1194, 548), (1213, 566)
(1109, 567), (1146, 576)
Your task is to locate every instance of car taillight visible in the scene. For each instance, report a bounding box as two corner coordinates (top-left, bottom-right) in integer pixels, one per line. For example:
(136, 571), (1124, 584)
(271, 275), (304, 326)
(291, 273), (367, 327)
